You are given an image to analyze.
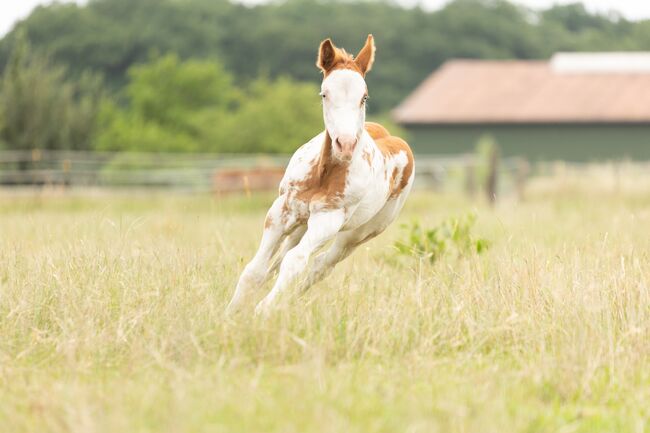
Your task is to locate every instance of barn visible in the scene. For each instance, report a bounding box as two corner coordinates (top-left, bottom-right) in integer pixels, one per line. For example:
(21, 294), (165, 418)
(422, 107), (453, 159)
(392, 53), (650, 161)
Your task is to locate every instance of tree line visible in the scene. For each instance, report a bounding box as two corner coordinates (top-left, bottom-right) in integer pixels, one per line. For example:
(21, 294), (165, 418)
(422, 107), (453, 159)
(0, 0), (648, 153)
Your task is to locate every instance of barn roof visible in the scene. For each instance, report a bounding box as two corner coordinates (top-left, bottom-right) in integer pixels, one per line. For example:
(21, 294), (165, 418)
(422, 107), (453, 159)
(392, 53), (650, 125)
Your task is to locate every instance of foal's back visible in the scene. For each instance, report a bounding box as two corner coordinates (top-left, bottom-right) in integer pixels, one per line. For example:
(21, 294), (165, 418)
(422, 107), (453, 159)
(365, 122), (414, 200)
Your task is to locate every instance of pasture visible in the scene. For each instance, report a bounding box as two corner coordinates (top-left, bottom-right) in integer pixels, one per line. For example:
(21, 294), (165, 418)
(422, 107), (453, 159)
(1, 169), (649, 433)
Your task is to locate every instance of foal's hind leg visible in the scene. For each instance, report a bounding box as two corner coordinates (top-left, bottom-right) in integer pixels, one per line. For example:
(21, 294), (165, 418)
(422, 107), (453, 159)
(226, 195), (293, 314)
(299, 230), (370, 292)
(301, 192), (412, 292)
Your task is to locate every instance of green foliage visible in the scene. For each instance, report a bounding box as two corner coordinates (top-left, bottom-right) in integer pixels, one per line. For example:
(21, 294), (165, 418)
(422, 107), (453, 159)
(394, 214), (489, 263)
(2, 0), (648, 115)
(126, 54), (235, 131)
(0, 32), (103, 151)
(95, 100), (200, 153)
(97, 55), (322, 153)
(1, 0), (649, 152)
(95, 54), (235, 152)
(207, 77), (322, 154)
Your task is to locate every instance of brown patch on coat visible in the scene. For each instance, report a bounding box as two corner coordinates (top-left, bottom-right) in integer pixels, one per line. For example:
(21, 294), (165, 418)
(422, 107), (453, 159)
(280, 196), (292, 225)
(292, 132), (348, 210)
(317, 35), (375, 77)
(264, 214), (273, 229)
(369, 123), (414, 199)
(362, 148), (372, 166)
(388, 167), (400, 198)
(364, 122), (390, 141)
(328, 55), (364, 77)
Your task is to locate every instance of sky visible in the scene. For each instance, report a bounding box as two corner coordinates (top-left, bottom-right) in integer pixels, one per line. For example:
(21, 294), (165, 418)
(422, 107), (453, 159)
(1, 0), (650, 38)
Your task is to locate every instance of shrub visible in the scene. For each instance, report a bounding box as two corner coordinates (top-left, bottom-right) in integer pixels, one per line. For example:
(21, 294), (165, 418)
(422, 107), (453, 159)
(394, 213), (489, 264)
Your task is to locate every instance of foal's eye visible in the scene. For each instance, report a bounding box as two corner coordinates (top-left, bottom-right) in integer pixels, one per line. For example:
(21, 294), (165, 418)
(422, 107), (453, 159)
(361, 95), (369, 105)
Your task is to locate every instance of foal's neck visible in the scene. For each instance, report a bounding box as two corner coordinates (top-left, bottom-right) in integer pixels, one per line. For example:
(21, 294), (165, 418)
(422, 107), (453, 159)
(316, 130), (363, 181)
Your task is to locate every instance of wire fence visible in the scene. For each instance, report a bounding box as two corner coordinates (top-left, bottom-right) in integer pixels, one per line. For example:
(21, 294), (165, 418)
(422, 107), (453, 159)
(0, 149), (529, 198)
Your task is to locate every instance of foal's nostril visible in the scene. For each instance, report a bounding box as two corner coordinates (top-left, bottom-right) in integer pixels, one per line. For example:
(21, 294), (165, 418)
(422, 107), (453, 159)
(337, 136), (358, 148)
(335, 135), (358, 160)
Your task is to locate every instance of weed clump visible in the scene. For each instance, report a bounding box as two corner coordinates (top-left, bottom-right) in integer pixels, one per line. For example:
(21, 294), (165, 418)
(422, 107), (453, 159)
(394, 213), (489, 263)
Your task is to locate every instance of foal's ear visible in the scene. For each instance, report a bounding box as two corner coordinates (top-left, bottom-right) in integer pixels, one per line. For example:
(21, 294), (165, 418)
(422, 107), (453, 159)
(317, 38), (339, 73)
(355, 34), (376, 76)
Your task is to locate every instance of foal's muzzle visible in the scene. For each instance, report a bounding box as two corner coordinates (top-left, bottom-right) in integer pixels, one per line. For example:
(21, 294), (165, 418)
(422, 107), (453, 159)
(335, 135), (358, 161)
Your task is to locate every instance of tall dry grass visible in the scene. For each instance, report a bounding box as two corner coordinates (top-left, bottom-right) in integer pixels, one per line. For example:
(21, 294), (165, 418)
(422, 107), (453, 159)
(1, 173), (649, 432)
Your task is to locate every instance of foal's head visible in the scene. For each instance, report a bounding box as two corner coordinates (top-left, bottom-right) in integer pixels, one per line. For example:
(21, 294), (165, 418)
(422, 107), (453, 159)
(317, 35), (375, 162)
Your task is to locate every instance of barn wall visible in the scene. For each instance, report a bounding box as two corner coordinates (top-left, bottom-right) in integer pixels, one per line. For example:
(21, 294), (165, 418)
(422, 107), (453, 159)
(404, 124), (650, 161)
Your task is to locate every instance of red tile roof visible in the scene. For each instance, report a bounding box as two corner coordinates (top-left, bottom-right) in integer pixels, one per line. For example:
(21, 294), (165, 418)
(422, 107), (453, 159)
(392, 59), (650, 124)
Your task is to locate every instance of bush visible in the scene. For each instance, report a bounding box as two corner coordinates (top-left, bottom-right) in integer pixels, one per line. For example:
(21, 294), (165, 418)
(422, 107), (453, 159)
(394, 214), (489, 264)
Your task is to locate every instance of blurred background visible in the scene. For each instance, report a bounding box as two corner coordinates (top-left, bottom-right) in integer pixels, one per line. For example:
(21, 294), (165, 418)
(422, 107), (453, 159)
(0, 0), (649, 198)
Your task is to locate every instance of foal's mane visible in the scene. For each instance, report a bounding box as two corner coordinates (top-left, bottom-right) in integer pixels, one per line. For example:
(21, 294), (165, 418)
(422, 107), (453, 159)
(322, 48), (363, 77)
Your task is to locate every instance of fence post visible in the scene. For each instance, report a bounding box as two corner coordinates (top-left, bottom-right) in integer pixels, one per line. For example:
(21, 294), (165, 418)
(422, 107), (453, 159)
(62, 159), (71, 187)
(515, 157), (530, 202)
(485, 144), (499, 205)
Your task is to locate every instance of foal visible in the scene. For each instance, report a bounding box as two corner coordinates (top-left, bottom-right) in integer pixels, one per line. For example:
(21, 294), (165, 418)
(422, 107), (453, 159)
(227, 35), (414, 315)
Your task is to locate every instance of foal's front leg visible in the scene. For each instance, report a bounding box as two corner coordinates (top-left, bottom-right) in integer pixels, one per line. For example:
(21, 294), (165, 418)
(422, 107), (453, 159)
(226, 195), (290, 315)
(255, 209), (345, 316)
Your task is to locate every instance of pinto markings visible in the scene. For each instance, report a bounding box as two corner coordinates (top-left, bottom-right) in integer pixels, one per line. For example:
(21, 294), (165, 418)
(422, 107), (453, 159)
(227, 35), (414, 316)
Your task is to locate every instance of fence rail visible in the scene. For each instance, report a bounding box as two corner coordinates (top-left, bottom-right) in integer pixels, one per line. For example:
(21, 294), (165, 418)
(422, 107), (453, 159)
(0, 150), (528, 199)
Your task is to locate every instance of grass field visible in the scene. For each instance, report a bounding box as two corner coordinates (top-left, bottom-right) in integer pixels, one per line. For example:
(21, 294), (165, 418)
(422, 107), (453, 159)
(1, 171), (650, 433)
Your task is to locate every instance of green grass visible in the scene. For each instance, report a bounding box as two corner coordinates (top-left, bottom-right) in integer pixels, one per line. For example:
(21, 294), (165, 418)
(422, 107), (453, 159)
(1, 175), (650, 432)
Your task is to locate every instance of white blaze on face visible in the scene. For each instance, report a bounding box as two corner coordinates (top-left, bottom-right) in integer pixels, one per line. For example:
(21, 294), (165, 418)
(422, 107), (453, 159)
(320, 69), (367, 162)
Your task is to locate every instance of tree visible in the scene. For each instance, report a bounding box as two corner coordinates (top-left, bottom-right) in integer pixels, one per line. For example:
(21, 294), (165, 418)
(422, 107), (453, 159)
(7, 0), (644, 114)
(96, 55), (323, 153)
(95, 54), (235, 152)
(126, 54), (235, 133)
(0, 32), (103, 151)
(204, 76), (323, 154)
(1, 0), (646, 131)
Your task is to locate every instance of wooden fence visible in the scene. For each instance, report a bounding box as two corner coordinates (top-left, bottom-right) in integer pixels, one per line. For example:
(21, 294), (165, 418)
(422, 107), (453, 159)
(0, 149), (529, 201)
